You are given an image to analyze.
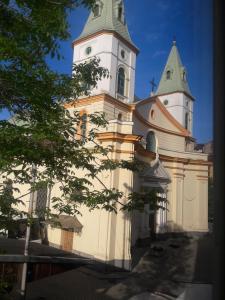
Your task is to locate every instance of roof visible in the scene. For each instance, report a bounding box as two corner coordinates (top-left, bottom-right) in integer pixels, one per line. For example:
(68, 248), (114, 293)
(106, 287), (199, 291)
(46, 215), (83, 232)
(76, 0), (136, 49)
(141, 160), (171, 183)
(0, 238), (92, 264)
(156, 41), (194, 99)
(134, 96), (191, 137)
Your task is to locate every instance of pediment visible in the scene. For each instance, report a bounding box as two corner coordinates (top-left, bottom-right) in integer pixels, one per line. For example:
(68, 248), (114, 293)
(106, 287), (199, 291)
(141, 160), (171, 183)
(135, 97), (189, 136)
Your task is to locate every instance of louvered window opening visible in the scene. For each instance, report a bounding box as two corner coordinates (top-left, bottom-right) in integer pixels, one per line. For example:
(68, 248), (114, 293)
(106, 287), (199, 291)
(117, 68), (125, 96)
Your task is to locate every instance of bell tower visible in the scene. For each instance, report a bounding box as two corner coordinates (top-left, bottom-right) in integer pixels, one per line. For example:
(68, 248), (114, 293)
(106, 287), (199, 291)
(156, 41), (194, 135)
(72, 0), (139, 103)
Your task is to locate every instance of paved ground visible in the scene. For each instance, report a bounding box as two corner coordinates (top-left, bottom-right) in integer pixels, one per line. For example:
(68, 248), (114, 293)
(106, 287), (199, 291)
(9, 233), (213, 300)
(192, 234), (213, 283)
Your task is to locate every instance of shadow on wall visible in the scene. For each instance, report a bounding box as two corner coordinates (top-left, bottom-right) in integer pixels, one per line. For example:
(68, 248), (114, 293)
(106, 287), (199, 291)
(192, 233), (213, 284)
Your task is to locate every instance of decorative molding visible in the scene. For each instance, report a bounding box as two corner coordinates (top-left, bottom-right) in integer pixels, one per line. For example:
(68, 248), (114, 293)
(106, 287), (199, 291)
(134, 143), (156, 159)
(164, 166), (209, 173)
(157, 90), (195, 101)
(97, 132), (141, 143)
(159, 154), (211, 166)
(196, 175), (209, 179)
(155, 98), (190, 134)
(173, 173), (185, 177)
(64, 93), (133, 112)
(134, 96), (190, 136)
(72, 30), (139, 54)
(133, 109), (189, 137)
(113, 149), (134, 155)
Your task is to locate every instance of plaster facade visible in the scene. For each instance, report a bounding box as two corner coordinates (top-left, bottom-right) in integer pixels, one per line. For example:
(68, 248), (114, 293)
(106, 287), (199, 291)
(73, 34), (136, 103)
(8, 0), (211, 271)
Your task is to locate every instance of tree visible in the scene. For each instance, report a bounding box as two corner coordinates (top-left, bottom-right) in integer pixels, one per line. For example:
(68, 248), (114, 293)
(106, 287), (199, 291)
(0, 0), (164, 234)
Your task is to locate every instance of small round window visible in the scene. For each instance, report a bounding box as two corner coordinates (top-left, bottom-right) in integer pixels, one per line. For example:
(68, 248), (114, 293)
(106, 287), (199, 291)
(121, 50), (125, 59)
(163, 99), (169, 105)
(85, 47), (92, 56)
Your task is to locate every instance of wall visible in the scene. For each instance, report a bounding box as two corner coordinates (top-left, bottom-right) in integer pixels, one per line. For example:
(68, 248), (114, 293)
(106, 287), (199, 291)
(158, 93), (194, 134)
(73, 34), (136, 103)
(133, 115), (186, 152)
(162, 161), (209, 232)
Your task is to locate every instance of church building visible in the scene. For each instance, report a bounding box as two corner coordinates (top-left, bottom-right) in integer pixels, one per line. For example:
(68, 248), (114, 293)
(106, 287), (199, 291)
(45, 0), (210, 270)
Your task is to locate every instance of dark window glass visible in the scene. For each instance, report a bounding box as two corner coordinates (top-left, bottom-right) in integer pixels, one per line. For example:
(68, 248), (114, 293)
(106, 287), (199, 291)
(36, 188), (48, 219)
(93, 4), (100, 17)
(163, 99), (169, 105)
(118, 6), (123, 21)
(146, 131), (156, 152)
(118, 113), (122, 121)
(85, 47), (92, 55)
(166, 70), (171, 79)
(117, 68), (125, 96)
(185, 113), (189, 129)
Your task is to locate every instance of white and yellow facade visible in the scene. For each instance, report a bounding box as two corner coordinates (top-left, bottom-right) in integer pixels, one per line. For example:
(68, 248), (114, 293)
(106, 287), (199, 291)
(12, 0), (211, 270)
(48, 0), (210, 269)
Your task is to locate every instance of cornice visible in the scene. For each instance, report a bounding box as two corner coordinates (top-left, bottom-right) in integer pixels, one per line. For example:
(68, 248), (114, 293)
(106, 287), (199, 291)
(156, 90), (195, 101)
(133, 109), (189, 137)
(96, 132), (142, 143)
(159, 154), (211, 165)
(134, 96), (190, 136)
(134, 143), (156, 159)
(72, 30), (139, 55)
(64, 94), (133, 112)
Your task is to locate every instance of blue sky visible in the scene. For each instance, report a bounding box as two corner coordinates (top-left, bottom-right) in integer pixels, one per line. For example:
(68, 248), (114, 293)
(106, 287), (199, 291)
(49, 0), (213, 143)
(1, 0), (213, 143)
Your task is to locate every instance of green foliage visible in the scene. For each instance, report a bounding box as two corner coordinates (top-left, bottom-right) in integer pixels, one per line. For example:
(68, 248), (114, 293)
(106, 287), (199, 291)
(123, 188), (167, 212)
(0, 180), (25, 231)
(0, 0), (167, 232)
(0, 279), (9, 298)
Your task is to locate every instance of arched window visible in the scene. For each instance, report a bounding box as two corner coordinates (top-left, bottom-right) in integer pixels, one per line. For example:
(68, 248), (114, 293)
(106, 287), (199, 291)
(93, 4), (100, 17)
(118, 113), (122, 121)
(117, 67), (125, 96)
(166, 70), (171, 80)
(36, 187), (48, 219)
(118, 5), (123, 21)
(146, 131), (156, 153)
(185, 113), (189, 130)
